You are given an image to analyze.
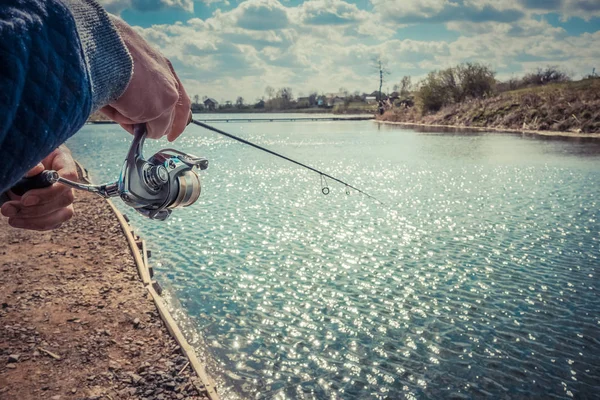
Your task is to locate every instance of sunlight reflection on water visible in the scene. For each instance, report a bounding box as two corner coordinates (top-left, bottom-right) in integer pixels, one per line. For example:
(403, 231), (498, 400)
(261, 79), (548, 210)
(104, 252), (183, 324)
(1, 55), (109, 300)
(69, 117), (600, 399)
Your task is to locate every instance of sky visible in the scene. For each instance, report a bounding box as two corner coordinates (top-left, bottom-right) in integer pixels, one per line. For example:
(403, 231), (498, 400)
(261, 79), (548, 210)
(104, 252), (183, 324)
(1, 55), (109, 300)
(98, 0), (600, 103)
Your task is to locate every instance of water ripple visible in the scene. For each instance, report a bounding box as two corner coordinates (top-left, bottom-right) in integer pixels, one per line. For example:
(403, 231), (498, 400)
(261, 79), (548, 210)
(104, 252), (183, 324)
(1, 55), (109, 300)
(68, 119), (600, 399)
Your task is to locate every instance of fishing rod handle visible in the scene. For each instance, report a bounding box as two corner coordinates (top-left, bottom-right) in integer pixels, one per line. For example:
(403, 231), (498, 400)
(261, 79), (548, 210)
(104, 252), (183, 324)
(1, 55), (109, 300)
(10, 170), (59, 196)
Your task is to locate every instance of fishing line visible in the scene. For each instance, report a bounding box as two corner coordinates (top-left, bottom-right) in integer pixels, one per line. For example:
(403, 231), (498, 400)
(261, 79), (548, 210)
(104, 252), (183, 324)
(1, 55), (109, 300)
(190, 119), (384, 204)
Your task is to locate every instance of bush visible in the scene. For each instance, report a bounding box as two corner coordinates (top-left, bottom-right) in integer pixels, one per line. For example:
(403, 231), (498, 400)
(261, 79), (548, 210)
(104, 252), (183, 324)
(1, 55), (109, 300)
(496, 77), (522, 93)
(416, 63), (495, 113)
(521, 66), (570, 86)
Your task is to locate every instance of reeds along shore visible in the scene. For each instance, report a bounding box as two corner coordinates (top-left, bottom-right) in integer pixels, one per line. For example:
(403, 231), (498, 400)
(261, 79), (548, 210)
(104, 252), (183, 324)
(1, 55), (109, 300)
(378, 78), (600, 135)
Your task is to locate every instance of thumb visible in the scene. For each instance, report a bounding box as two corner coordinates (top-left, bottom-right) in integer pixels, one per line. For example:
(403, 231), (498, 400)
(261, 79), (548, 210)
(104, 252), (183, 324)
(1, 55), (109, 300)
(25, 163), (45, 177)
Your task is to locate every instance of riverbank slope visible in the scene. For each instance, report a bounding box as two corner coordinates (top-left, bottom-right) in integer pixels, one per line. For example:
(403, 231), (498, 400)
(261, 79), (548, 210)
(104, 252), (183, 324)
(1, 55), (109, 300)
(0, 192), (210, 400)
(378, 78), (600, 134)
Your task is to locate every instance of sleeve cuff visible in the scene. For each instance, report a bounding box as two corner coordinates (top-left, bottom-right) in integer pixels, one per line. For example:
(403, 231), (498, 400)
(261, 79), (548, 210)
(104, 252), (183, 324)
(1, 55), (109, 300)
(60, 0), (133, 111)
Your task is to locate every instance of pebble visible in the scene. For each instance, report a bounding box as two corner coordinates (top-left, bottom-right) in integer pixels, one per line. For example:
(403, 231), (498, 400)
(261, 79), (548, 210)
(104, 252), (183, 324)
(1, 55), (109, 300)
(7, 354), (20, 363)
(129, 372), (143, 384)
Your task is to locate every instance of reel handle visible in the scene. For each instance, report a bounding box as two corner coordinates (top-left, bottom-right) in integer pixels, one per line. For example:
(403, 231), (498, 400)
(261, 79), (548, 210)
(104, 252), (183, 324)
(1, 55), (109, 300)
(10, 170), (58, 196)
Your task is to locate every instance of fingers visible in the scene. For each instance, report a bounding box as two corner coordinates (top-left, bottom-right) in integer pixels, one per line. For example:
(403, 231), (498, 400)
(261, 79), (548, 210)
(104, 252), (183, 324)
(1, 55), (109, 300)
(7, 205), (74, 231)
(25, 163), (45, 177)
(167, 66), (191, 142)
(99, 105), (136, 126)
(118, 122), (134, 135)
(102, 19), (189, 141)
(146, 106), (176, 139)
(1, 147), (78, 231)
(2, 189), (74, 219)
(20, 166), (76, 208)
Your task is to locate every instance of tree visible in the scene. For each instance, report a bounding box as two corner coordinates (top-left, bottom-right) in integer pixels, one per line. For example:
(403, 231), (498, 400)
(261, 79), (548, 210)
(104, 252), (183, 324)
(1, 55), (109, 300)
(399, 76), (412, 97)
(236, 96), (244, 108)
(193, 94), (200, 105)
(265, 86), (275, 100)
(372, 56), (390, 100)
(522, 66), (570, 86)
(277, 87), (294, 103)
(416, 62), (496, 113)
(456, 63), (495, 100)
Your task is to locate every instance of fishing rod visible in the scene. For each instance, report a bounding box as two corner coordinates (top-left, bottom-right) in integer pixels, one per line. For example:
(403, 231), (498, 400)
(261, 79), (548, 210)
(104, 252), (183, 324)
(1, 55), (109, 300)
(2, 121), (383, 221)
(190, 119), (384, 205)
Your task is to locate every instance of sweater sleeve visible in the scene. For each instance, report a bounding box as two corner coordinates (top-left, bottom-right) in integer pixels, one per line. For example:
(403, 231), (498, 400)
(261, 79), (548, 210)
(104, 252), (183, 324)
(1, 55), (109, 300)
(0, 0), (132, 195)
(60, 0), (133, 111)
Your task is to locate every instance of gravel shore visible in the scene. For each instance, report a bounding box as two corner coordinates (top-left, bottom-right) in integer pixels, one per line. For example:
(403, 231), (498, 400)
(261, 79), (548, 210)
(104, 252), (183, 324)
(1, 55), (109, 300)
(0, 191), (210, 400)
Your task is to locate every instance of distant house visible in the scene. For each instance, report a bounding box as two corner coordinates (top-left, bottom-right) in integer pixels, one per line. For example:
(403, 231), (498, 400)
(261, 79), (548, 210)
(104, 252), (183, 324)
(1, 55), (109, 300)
(204, 98), (218, 111)
(317, 95), (327, 107)
(254, 99), (265, 109)
(327, 96), (345, 107)
(296, 97), (310, 108)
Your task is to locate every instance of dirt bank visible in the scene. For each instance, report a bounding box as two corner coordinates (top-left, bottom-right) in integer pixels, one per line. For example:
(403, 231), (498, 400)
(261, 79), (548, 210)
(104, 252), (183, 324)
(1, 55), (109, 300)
(0, 191), (210, 400)
(378, 78), (600, 136)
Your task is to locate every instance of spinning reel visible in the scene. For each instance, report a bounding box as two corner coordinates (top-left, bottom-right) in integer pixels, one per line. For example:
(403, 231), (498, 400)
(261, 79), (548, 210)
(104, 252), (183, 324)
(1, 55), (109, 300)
(7, 124), (208, 221)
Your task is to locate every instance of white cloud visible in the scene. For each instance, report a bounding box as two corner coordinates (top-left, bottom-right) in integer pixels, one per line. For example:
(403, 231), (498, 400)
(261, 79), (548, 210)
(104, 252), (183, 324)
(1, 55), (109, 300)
(292, 0), (369, 25)
(520, 0), (600, 21)
(446, 17), (566, 37)
(370, 0), (526, 24)
(122, 0), (600, 101)
(228, 0), (290, 30)
(99, 0), (219, 15)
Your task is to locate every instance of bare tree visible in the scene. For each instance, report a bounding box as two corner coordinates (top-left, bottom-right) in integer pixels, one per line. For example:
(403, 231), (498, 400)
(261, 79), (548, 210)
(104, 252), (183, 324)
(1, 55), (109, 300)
(236, 96), (244, 108)
(193, 94), (200, 105)
(522, 66), (570, 86)
(265, 86), (275, 100)
(277, 87), (294, 102)
(372, 57), (390, 101)
(399, 76), (412, 97)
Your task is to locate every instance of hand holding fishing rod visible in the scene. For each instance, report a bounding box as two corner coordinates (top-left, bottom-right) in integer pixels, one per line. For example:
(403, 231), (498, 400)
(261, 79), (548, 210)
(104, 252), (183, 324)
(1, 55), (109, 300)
(6, 124), (208, 221)
(5, 118), (380, 224)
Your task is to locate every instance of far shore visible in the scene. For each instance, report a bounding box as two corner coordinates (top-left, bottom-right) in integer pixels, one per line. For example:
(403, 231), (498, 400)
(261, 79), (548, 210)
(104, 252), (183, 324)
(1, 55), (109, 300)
(85, 112), (600, 140)
(375, 119), (600, 139)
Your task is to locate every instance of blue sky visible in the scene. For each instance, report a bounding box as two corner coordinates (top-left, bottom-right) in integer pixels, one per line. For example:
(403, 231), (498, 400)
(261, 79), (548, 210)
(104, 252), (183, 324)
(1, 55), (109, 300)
(99, 0), (600, 103)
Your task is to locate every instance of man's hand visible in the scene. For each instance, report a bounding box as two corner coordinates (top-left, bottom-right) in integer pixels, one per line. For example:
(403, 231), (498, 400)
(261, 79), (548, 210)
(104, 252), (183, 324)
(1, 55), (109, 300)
(0, 146), (77, 231)
(99, 16), (191, 142)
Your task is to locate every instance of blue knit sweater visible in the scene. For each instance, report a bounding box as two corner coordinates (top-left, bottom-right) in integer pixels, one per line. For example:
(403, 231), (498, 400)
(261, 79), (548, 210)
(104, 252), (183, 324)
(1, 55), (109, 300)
(0, 0), (132, 193)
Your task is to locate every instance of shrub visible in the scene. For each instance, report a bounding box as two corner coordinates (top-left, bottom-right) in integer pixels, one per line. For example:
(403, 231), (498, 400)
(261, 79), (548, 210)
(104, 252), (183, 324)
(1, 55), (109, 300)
(416, 62), (496, 113)
(521, 66), (570, 86)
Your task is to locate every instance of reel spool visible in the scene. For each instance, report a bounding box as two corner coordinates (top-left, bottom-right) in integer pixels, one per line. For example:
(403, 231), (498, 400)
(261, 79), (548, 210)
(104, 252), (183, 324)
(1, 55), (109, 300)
(119, 124), (208, 220)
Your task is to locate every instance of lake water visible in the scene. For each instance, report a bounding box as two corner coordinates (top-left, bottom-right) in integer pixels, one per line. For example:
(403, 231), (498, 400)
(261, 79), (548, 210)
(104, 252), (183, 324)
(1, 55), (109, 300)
(68, 115), (600, 399)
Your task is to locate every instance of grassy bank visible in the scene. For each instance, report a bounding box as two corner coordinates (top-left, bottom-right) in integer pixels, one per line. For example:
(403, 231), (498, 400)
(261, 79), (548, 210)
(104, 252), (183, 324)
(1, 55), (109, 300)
(378, 78), (600, 134)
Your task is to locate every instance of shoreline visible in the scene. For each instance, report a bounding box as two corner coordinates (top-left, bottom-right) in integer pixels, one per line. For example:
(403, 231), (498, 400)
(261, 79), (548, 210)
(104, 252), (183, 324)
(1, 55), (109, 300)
(87, 113), (599, 140)
(0, 189), (218, 400)
(374, 119), (600, 139)
(105, 200), (219, 400)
